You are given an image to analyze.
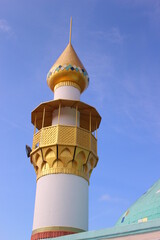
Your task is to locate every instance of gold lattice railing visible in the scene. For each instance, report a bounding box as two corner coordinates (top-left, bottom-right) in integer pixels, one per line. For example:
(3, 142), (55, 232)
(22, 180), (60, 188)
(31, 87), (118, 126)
(32, 125), (97, 155)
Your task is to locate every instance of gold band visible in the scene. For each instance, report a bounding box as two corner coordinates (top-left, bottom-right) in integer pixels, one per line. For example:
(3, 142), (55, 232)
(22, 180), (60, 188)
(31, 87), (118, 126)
(32, 226), (84, 235)
(37, 167), (89, 182)
(47, 70), (88, 93)
(54, 81), (81, 92)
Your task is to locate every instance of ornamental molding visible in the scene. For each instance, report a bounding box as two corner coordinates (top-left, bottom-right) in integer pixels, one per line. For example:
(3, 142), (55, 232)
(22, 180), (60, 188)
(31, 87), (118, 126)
(54, 81), (81, 92)
(31, 145), (98, 183)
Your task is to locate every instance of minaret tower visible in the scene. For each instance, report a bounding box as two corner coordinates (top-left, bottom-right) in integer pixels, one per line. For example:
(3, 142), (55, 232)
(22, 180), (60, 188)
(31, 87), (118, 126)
(29, 18), (101, 240)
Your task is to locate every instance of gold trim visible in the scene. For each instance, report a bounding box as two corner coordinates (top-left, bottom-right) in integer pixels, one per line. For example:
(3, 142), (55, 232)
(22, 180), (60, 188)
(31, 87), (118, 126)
(54, 81), (81, 92)
(32, 226), (84, 235)
(47, 70), (88, 93)
(37, 167), (89, 182)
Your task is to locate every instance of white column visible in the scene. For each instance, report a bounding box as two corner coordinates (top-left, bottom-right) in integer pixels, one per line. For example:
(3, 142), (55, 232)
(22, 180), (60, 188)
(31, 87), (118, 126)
(33, 174), (88, 231)
(54, 86), (80, 100)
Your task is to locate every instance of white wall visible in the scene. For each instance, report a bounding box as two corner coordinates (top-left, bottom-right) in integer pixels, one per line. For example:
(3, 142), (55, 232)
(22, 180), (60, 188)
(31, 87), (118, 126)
(54, 86), (80, 100)
(33, 174), (88, 231)
(52, 107), (80, 126)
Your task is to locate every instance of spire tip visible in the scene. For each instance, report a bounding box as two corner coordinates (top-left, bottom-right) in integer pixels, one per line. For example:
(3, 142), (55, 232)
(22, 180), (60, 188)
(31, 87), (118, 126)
(69, 17), (72, 44)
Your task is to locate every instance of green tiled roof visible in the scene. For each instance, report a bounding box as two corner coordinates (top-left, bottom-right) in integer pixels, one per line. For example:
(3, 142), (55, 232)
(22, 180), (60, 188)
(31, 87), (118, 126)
(116, 179), (160, 226)
(43, 219), (160, 240)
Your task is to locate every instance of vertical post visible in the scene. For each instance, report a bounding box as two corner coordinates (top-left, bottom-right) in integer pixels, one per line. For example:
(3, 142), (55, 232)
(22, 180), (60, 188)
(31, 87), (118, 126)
(96, 121), (97, 154)
(76, 105), (78, 127)
(96, 121), (97, 139)
(42, 107), (45, 128)
(57, 103), (61, 144)
(75, 105), (78, 145)
(58, 103), (61, 125)
(89, 111), (92, 150)
(33, 115), (37, 150)
(89, 111), (92, 132)
(40, 107), (45, 147)
(34, 115), (37, 135)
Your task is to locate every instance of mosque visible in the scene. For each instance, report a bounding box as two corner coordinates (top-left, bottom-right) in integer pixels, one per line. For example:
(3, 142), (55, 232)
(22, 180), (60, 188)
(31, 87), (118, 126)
(28, 19), (160, 240)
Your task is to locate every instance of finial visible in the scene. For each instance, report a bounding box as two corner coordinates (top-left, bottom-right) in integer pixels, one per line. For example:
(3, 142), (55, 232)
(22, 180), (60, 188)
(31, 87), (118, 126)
(69, 17), (72, 44)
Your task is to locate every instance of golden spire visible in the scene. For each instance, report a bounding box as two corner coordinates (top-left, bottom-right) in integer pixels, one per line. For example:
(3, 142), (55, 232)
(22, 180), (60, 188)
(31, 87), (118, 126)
(47, 18), (89, 93)
(69, 17), (72, 45)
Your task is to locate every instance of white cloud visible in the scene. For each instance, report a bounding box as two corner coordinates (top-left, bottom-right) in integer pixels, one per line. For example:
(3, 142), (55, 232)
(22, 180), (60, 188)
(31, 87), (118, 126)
(99, 194), (128, 204)
(83, 51), (114, 107)
(116, 0), (160, 25)
(119, 74), (160, 140)
(107, 27), (124, 44)
(147, 1), (160, 25)
(0, 19), (11, 34)
(99, 194), (111, 202)
(0, 115), (30, 133)
(90, 27), (125, 44)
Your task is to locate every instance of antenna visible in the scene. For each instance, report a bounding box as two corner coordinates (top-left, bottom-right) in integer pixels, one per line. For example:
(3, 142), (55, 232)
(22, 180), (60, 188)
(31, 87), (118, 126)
(69, 17), (72, 44)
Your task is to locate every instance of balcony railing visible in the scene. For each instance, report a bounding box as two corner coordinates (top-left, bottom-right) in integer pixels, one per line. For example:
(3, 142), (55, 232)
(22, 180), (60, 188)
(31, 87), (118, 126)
(32, 125), (97, 155)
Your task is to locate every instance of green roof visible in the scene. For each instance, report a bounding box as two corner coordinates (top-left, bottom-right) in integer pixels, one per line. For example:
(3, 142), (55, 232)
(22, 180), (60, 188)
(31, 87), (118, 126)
(116, 179), (160, 226)
(44, 219), (160, 240)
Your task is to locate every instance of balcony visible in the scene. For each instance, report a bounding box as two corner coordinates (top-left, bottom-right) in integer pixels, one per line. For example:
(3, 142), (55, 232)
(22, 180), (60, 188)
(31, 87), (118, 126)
(32, 125), (97, 156)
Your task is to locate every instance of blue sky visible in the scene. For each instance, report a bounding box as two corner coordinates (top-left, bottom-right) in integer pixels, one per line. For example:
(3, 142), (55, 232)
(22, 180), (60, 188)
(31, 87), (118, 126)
(0, 0), (160, 239)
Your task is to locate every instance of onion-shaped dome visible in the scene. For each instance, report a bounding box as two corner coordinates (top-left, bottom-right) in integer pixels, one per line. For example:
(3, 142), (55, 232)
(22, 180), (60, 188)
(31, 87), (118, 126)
(116, 179), (160, 226)
(47, 42), (89, 93)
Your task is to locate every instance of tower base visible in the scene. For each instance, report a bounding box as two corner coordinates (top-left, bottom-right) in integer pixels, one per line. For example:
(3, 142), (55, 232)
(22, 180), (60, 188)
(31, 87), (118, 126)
(31, 226), (84, 240)
(31, 230), (75, 240)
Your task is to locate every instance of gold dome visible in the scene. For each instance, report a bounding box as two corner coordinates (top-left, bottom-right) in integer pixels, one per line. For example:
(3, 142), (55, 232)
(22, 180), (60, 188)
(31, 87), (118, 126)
(47, 42), (89, 93)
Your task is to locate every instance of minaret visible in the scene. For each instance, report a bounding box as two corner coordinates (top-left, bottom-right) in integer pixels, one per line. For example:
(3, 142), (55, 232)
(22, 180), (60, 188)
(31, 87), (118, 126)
(29, 18), (101, 240)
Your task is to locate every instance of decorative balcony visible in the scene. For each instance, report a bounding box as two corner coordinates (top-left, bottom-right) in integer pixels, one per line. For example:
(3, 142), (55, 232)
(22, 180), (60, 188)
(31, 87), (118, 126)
(30, 99), (101, 182)
(32, 124), (97, 156)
